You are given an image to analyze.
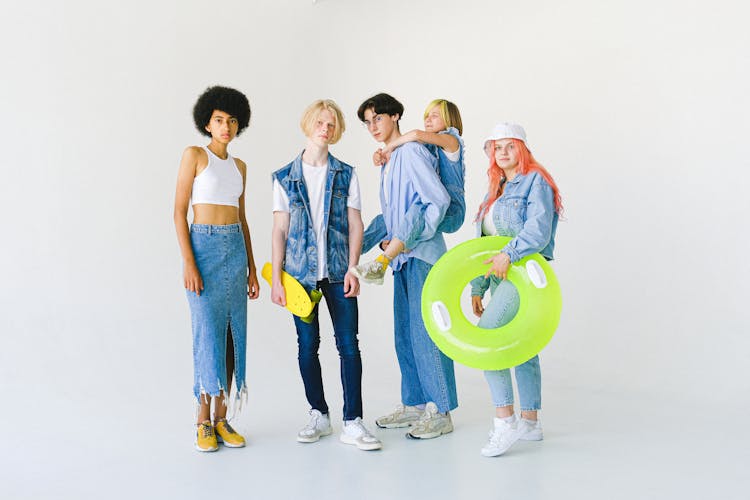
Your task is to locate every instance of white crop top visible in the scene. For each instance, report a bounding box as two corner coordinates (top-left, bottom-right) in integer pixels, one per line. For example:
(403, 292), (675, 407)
(191, 146), (243, 207)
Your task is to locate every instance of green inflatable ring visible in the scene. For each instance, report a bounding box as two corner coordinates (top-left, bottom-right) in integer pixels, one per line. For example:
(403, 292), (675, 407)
(421, 236), (562, 370)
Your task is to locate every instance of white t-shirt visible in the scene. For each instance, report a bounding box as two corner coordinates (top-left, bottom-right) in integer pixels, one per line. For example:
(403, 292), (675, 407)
(482, 208), (498, 236)
(273, 163), (361, 280)
(442, 148), (460, 162)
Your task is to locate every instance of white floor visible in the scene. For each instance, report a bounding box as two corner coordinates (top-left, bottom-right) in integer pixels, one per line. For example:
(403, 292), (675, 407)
(6, 353), (748, 500)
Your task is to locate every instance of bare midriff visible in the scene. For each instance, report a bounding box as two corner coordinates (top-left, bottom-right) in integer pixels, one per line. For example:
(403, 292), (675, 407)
(192, 204), (240, 225)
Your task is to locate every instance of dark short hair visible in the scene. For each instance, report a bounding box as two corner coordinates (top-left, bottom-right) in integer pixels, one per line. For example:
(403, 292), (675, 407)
(193, 86), (251, 137)
(357, 93), (404, 122)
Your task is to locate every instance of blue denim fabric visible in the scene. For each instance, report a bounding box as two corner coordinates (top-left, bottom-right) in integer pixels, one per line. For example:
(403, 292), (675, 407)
(362, 213), (389, 254)
(186, 223), (247, 403)
(476, 280), (541, 410)
(379, 142), (449, 270)
(361, 129), (465, 253)
(425, 127), (466, 234)
(470, 171), (559, 296)
(393, 258), (458, 413)
(272, 152), (353, 289)
(293, 279), (362, 420)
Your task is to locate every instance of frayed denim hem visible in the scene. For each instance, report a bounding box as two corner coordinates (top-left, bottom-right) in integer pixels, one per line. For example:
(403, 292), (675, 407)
(193, 382), (248, 421)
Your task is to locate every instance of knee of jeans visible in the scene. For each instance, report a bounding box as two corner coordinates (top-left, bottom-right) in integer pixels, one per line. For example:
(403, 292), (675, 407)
(335, 337), (360, 358)
(297, 337), (320, 357)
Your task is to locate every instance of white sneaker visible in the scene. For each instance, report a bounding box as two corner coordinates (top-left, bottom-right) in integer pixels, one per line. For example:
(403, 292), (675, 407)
(406, 402), (453, 439)
(375, 404), (424, 428)
(518, 418), (543, 441)
(350, 259), (387, 285)
(481, 416), (520, 457)
(297, 409), (332, 443)
(340, 417), (382, 451)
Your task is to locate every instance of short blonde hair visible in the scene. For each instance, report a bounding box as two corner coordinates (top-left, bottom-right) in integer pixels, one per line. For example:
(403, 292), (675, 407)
(300, 99), (346, 144)
(424, 99), (463, 136)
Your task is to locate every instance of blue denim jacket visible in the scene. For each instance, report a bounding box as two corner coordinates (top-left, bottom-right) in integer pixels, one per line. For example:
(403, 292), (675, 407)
(361, 128), (466, 253)
(380, 142), (449, 271)
(470, 171), (558, 296)
(272, 152), (353, 290)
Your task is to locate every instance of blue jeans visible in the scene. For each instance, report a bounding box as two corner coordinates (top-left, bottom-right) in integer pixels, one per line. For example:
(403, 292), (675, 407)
(293, 279), (362, 420)
(477, 279), (542, 410)
(393, 258), (458, 413)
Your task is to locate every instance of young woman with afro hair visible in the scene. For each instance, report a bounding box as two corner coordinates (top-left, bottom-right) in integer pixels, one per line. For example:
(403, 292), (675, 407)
(173, 86), (259, 452)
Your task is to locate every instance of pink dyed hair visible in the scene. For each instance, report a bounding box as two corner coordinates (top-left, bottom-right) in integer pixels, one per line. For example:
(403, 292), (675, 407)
(476, 138), (563, 221)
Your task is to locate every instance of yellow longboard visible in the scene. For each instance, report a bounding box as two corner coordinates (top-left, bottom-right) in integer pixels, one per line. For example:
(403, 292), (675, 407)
(261, 262), (322, 323)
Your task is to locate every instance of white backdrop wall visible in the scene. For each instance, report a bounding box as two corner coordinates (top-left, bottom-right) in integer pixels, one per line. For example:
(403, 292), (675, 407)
(1, 0), (749, 495)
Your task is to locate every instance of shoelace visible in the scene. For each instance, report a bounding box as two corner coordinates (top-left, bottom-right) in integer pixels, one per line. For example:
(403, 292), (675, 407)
(386, 405), (406, 419)
(199, 423), (215, 438)
(418, 408), (437, 422)
(347, 421), (376, 441)
(488, 426), (514, 445)
(303, 412), (322, 432)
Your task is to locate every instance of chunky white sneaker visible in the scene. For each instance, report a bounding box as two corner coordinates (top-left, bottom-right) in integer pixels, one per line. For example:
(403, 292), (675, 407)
(375, 404), (424, 428)
(350, 259), (387, 285)
(406, 402), (453, 439)
(297, 409), (332, 443)
(517, 418), (543, 441)
(481, 416), (520, 457)
(340, 417), (382, 451)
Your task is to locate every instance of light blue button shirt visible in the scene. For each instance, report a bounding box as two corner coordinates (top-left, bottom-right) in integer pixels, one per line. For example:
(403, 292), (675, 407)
(380, 142), (449, 271)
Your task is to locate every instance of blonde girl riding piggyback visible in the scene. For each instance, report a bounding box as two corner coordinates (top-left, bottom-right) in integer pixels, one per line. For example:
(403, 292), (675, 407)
(354, 99), (466, 283)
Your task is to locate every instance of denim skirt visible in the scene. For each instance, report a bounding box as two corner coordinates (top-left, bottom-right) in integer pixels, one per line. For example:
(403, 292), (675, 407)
(186, 223), (248, 408)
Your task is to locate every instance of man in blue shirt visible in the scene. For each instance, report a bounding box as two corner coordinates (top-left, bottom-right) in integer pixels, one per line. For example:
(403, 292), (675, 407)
(352, 93), (458, 439)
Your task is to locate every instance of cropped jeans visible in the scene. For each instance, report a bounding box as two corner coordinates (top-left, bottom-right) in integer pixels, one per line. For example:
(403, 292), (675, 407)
(293, 279), (362, 420)
(478, 279), (541, 411)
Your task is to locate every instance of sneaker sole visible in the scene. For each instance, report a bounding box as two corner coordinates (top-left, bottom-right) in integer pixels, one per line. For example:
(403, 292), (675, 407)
(194, 443), (219, 452)
(339, 434), (382, 451)
(406, 427), (453, 439)
(220, 440), (246, 448)
(375, 420), (417, 429)
(481, 446), (512, 457)
(296, 428), (332, 443)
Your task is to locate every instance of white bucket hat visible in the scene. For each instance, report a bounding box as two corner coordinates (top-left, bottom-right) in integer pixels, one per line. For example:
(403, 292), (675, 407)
(483, 122), (527, 157)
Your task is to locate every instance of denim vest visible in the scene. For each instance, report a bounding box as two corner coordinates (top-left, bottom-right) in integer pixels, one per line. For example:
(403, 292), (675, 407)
(272, 152), (353, 290)
(424, 126), (466, 233)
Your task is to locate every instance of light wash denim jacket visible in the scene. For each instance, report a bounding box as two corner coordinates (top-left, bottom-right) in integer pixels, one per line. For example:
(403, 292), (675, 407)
(272, 152), (354, 290)
(361, 127), (465, 252)
(470, 171), (558, 296)
(380, 142), (449, 271)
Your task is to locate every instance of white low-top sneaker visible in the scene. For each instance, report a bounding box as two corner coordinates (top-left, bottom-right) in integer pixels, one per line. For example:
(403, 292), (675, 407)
(340, 417), (382, 451)
(481, 416), (520, 457)
(297, 409), (332, 443)
(517, 417), (543, 441)
(375, 403), (423, 428)
(407, 402), (453, 439)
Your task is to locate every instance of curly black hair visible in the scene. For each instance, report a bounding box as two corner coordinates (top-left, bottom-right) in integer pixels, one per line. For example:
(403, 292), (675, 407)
(193, 86), (251, 137)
